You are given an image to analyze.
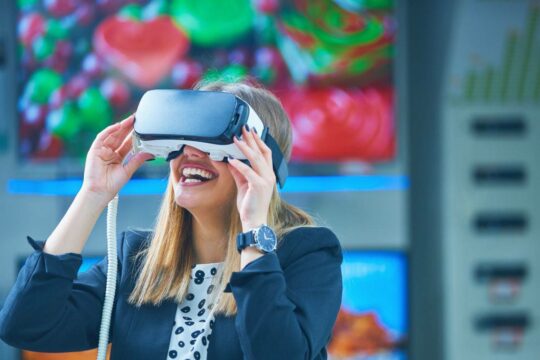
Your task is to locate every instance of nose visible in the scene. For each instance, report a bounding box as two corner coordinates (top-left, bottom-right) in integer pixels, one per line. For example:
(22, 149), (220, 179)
(182, 145), (207, 158)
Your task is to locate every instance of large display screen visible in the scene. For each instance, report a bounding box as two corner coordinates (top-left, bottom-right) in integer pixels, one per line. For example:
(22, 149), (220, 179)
(16, 0), (395, 165)
(329, 250), (408, 360)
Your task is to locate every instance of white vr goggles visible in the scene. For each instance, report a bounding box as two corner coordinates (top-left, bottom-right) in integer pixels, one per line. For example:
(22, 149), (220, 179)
(132, 89), (288, 188)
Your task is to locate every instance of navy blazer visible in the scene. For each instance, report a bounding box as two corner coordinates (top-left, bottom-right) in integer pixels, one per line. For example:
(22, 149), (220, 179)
(0, 226), (342, 359)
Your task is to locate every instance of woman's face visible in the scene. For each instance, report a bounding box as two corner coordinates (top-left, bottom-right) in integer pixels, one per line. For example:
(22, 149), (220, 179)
(169, 145), (237, 212)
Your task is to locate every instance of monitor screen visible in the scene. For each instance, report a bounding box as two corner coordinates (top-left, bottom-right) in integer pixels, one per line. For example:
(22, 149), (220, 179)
(329, 250), (408, 360)
(16, 0), (396, 166)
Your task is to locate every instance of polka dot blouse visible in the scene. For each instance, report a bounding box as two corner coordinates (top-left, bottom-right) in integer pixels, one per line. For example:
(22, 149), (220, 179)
(167, 261), (224, 360)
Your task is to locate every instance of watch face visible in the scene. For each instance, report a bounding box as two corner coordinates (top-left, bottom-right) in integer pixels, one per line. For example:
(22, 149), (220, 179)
(255, 225), (277, 252)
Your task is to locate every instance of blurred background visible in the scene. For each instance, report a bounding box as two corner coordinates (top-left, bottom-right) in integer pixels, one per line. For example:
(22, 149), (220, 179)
(0, 0), (538, 359)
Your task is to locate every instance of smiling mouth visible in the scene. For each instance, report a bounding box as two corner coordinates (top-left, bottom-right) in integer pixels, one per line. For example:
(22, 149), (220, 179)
(180, 167), (217, 184)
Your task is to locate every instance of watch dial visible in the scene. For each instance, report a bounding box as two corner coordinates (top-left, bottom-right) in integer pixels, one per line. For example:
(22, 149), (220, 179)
(256, 226), (276, 252)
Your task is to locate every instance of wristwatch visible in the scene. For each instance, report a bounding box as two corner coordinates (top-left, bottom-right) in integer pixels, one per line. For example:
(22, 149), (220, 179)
(236, 224), (277, 253)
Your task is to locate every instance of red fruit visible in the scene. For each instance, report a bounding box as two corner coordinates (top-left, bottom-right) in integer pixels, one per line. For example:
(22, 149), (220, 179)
(49, 86), (70, 110)
(255, 46), (284, 68)
(254, 46), (287, 84)
(44, 0), (77, 18)
(82, 53), (105, 77)
(66, 74), (90, 98)
(171, 59), (203, 89)
(34, 132), (64, 160)
(21, 104), (47, 134)
(100, 78), (130, 108)
(279, 86), (395, 162)
(44, 54), (68, 73)
(96, 0), (125, 14)
(21, 50), (38, 70)
(23, 104), (47, 128)
(228, 47), (252, 67)
(44, 43), (71, 72)
(93, 16), (189, 88)
(18, 13), (45, 47)
(74, 3), (96, 26)
(55, 40), (73, 59)
(254, 0), (280, 13)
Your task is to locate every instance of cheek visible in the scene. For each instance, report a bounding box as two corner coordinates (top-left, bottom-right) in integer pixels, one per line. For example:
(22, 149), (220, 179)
(213, 164), (237, 201)
(169, 161), (180, 183)
(217, 164), (237, 191)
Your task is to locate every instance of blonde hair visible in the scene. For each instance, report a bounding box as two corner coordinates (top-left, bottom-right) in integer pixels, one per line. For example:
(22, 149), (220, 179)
(128, 79), (314, 316)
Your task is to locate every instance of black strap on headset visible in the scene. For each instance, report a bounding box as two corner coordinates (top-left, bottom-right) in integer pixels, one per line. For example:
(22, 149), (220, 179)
(262, 130), (288, 189)
(232, 128), (288, 188)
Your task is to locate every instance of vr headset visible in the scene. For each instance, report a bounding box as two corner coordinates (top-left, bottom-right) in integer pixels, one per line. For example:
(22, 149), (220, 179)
(132, 89), (288, 188)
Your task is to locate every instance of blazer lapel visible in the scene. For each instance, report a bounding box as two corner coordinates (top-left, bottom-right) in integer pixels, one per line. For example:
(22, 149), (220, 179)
(123, 299), (177, 359)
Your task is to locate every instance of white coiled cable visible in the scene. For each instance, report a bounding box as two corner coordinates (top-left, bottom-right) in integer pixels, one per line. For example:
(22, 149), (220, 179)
(97, 194), (119, 360)
(95, 192), (226, 359)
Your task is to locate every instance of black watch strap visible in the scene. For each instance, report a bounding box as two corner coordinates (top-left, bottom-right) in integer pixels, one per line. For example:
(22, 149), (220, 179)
(236, 231), (255, 253)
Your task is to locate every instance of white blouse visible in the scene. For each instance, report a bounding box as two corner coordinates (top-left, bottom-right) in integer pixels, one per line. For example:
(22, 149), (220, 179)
(167, 261), (224, 360)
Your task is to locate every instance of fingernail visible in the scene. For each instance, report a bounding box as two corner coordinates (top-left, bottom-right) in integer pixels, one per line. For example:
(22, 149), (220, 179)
(244, 124), (250, 131)
(253, 128), (258, 134)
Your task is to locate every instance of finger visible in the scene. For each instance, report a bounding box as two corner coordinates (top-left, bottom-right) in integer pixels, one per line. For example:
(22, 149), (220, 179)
(102, 116), (135, 150)
(227, 162), (247, 189)
(244, 126), (275, 170)
(116, 130), (135, 159)
(94, 115), (134, 148)
(241, 125), (258, 151)
(95, 145), (122, 164)
(123, 151), (153, 178)
(94, 122), (123, 148)
(228, 158), (261, 185)
(234, 136), (271, 177)
(251, 129), (273, 165)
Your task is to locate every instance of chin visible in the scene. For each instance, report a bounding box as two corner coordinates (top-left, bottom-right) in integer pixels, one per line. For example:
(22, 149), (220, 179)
(173, 192), (228, 213)
(174, 195), (206, 212)
(171, 179), (236, 215)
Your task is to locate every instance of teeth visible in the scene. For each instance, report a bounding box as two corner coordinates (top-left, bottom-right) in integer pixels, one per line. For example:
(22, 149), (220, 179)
(182, 167), (215, 180)
(184, 178), (202, 184)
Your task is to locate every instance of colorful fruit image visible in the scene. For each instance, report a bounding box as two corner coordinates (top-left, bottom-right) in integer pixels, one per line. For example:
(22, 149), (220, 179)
(93, 16), (189, 88)
(171, 0), (254, 46)
(17, 0), (396, 165)
(24, 68), (62, 104)
(46, 101), (80, 139)
(77, 87), (112, 131)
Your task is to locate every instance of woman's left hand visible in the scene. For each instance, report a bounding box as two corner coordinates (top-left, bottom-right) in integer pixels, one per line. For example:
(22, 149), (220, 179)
(228, 125), (276, 232)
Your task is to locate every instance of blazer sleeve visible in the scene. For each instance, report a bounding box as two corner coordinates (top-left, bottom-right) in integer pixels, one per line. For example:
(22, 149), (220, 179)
(0, 232), (125, 352)
(225, 227), (343, 360)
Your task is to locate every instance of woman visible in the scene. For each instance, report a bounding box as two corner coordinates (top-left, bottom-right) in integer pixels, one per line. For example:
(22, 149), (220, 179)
(0, 80), (343, 360)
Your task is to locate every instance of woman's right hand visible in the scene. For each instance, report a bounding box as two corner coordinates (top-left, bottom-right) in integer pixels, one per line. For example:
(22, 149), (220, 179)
(80, 115), (154, 205)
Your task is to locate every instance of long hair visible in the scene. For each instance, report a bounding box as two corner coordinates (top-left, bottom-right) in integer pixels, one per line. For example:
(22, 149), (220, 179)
(128, 79), (315, 316)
